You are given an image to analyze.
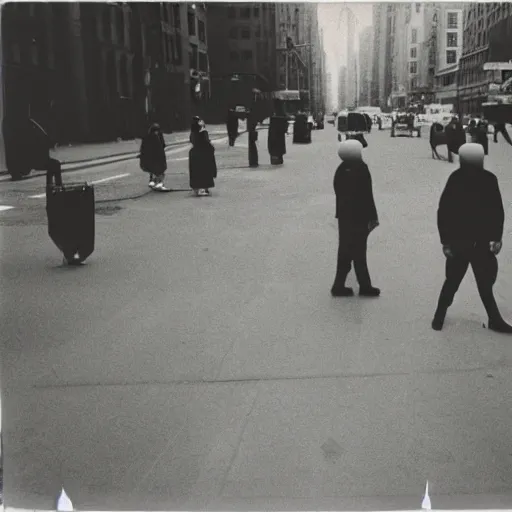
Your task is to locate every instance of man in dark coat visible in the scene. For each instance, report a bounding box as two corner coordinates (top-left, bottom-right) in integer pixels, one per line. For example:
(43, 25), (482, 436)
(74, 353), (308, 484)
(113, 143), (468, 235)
(189, 117), (217, 196)
(445, 115), (466, 163)
(432, 143), (512, 333)
(331, 140), (380, 298)
(268, 113), (288, 164)
(226, 109), (239, 147)
(3, 114), (61, 181)
(139, 123), (167, 189)
(473, 118), (489, 155)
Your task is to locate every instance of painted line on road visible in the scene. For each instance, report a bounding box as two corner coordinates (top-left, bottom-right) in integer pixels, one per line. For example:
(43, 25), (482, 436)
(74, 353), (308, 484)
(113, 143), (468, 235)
(0, 205), (14, 211)
(28, 173), (131, 199)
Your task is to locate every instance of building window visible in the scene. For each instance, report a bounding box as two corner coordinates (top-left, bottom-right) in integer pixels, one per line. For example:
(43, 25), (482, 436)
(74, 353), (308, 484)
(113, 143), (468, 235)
(415, 3), (421, 13)
(411, 28), (417, 43)
(409, 61), (417, 74)
(446, 50), (457, 64)
(228, 6), (236, 18)
(229, 27), (237, 39)
(198, 19), (206, 42)
(190, 43), (198, 68)
(447, 12), (458, 29)
(447, 32), (458, 47)
(171, 35), (182, 64)
(241, 7), (251, 18)
(242, 50), (253, 61)
(230, 51), (239, 61)
(410, 47), (417, 58)
(255, 26), (261, 38)
(172, 4), (181, 28)
(188, 11), (196, 35)
(254, 7), (260, 17)
(411, 77), (418, 89)
(198, 51), (208, 72)
(241, 27), (250, 39)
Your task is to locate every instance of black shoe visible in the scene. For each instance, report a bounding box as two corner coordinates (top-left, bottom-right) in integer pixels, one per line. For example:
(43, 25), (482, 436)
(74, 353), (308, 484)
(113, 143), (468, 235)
(359, 287), (380, 297)
(487, 319), (512, 334)
(431, 317), (444, 331)
(331, 286), (354, 297)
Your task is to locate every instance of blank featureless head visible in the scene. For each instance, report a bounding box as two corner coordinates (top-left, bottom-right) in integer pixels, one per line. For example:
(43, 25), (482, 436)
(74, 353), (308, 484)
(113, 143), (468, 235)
(337, 139), (363, 161)
(459, 143), (484, 169)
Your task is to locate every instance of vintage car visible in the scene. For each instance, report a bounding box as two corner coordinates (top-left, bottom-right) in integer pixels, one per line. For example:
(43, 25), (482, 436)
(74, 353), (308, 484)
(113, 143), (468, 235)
(336, 111), (370, 142)
(391, 112), (421, 137)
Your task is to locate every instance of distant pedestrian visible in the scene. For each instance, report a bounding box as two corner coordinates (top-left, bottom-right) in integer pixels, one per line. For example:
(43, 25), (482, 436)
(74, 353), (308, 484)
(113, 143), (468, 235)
(139, 123), (167, 190)
(189, 116), (217, 196)
(227, 109), (239, 147)
(247, 112), (259, 167)
(493, 122), (512, 145)
(432, 143), (512, 333)
(445, 115), (465, 163)
(331, 140), (380, 298)
(268, 112), (288, 165)
(477, 118), (489, 155)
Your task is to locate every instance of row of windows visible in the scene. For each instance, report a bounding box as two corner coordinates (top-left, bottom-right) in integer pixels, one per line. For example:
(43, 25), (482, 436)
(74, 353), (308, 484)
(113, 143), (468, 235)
(187, 11), (206, 42)
(162, 32), (183, 66)
(229, 26), (263, 39)
(228, 6), (261, 19)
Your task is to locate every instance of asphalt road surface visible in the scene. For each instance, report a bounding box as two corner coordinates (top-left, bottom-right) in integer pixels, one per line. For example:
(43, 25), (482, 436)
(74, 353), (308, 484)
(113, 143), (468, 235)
(2, 127), (512, 510)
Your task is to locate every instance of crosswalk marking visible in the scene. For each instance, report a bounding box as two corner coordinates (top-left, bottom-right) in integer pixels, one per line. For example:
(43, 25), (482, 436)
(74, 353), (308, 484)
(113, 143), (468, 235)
(28, 173), (131, 199)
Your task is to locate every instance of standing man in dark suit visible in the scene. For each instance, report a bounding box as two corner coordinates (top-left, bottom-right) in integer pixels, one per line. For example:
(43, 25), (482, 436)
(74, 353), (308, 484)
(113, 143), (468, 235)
(432, 143), (512, 333)
(331, 139), (380, 298)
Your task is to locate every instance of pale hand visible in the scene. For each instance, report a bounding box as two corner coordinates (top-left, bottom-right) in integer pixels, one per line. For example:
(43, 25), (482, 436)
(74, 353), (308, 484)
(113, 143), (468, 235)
(490, 241), (502, 254)
(443, 245), (453, 258)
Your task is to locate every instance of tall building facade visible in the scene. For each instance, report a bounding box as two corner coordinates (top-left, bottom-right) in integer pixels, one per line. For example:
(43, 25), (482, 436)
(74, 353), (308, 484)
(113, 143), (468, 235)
(338, 65), (347, 109)
(390, 4), (408, 108)
(371, 3), (393, 108)
(206, 2), (276, 121)
(275, 3), (308, 91)
(433, 4), (463, 107)
(458, 2), (512, 114)
(325, 71), (333, 112)
(338, 6), (357, 108)
(358, 26), (373, 106)
(1, 2), (201, 144)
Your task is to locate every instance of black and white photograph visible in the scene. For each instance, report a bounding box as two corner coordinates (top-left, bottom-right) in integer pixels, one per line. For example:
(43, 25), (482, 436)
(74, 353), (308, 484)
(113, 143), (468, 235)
(1, 1), (512, 511)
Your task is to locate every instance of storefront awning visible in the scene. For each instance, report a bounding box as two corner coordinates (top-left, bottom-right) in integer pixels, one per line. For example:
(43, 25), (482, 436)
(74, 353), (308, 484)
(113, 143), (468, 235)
(272, 90), (301, 101)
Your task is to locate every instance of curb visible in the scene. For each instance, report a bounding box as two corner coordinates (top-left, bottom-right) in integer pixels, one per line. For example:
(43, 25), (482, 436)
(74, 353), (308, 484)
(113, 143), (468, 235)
(0, 127), (268, 180)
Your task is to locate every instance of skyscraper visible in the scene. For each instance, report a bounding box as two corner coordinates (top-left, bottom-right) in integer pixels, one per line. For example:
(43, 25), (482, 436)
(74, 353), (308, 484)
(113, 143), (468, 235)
(358, 26), (373, 106)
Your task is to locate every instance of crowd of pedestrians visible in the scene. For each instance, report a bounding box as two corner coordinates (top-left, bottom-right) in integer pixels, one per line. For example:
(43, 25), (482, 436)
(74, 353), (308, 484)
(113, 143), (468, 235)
(332, 131), (512, 334)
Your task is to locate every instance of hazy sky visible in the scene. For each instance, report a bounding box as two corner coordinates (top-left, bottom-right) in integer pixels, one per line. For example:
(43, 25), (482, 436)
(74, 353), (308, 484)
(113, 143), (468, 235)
(318, 3), (374, 106)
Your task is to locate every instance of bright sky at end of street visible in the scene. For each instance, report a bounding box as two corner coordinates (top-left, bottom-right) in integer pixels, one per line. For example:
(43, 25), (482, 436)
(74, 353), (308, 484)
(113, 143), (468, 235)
(318, 2), (374, 108)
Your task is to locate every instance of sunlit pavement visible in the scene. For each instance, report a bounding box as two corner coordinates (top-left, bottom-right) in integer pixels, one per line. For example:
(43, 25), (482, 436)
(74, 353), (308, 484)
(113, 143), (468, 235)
(2, 127), (512, 510)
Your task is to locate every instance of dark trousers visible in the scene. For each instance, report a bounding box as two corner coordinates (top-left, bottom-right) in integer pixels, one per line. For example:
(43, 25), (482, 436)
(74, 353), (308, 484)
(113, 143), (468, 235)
(333, 222), (372, 288)
(249, 139), (258, 167)
(434, 243), (501, 321)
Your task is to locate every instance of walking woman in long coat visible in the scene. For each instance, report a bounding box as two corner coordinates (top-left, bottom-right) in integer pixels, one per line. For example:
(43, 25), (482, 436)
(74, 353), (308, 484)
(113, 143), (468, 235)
(139, 123), (167, 190)
(189, 116), (217, 196)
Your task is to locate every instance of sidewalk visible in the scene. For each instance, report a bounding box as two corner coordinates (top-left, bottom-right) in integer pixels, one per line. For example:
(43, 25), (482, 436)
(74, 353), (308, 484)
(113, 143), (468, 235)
(50, 124), (228, 165)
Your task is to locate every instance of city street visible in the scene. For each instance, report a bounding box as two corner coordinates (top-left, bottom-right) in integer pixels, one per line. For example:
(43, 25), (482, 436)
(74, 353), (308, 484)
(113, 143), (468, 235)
(2, 125), (512, 510)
